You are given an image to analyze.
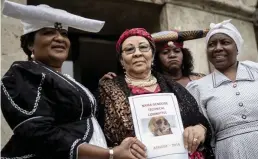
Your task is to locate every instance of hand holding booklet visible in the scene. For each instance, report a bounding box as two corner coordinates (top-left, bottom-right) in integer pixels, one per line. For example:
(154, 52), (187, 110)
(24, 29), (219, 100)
(129, 93), (188, 159)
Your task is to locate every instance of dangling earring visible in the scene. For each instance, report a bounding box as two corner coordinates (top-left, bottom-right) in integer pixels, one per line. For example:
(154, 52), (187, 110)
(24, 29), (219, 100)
(31, 50), (35, 60)
(150, 62), (154, 71)
(151, 55), (155, 69)
(120, 61), (126, 74)
(122, 66), (126, 75)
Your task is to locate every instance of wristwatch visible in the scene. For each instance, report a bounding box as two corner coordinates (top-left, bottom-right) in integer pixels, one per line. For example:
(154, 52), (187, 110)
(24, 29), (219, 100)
(109, 149), (114, 159)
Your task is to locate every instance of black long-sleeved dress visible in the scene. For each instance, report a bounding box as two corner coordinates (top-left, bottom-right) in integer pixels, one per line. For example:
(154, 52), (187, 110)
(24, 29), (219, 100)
(99, 72), (214, 158)
(1, 61), (107, 159)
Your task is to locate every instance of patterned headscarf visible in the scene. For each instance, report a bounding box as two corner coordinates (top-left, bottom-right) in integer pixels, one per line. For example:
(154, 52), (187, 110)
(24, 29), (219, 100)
(206, 19), (244, 54)
(152, 29), (209, 52)
(116, 28), (155, 54)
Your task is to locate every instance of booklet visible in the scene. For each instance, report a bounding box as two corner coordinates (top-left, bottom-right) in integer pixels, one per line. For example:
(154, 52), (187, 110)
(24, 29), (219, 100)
(129, 93), (188, 159)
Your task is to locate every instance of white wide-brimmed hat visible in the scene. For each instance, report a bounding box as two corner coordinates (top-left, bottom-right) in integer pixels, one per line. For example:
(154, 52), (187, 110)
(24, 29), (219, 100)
(2, 0), (105, 35)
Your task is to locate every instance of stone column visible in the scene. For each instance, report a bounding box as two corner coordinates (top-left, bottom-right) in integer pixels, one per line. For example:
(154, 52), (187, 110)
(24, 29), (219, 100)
(1, 0), (27, 148)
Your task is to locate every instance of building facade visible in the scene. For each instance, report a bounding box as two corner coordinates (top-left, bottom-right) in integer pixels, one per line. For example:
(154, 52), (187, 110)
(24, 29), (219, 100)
(1, 0), (258, 148)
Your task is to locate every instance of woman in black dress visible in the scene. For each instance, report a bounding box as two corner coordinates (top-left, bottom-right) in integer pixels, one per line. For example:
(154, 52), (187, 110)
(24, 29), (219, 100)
(1, 1), (146, 159)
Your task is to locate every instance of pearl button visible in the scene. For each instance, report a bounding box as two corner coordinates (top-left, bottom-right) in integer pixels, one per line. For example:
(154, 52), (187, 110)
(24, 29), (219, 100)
(233, 84), (237, 88)
(239, 102), (243, 107)
(242, 115), (247, 119)
(236, 92), (240, 95)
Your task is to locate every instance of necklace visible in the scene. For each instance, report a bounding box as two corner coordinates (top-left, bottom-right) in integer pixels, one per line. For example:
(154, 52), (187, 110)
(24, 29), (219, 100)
(125, 74), (157, 87)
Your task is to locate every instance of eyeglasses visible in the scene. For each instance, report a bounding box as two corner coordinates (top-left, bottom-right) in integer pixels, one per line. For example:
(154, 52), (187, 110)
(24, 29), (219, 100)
(122, 44), (151, 55)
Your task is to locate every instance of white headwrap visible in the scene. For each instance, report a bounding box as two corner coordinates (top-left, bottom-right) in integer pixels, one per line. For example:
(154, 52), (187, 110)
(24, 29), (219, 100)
(2, 1), (105, 34)
(206, 19), (244, 54)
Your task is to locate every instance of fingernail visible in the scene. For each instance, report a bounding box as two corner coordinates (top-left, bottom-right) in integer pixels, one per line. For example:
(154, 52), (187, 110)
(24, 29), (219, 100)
(145, 147), (147, 151)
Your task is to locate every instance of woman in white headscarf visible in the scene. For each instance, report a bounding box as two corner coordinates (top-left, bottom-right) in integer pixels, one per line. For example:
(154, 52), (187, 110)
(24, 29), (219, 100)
(186, 19), (258, 159)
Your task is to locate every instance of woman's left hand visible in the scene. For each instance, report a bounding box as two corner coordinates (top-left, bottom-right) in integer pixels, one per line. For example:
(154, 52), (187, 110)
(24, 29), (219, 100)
(183, 125), (206, 153)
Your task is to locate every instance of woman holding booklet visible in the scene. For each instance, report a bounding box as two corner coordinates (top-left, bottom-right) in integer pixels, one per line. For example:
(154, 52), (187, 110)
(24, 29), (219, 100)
(98, 28), (214, 159)
(100, 29), (208, 88)
(1, 1), (146, 159)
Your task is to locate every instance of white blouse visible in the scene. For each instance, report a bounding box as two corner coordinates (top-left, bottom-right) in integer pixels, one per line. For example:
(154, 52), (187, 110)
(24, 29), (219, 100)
(65, 74), (107, 149)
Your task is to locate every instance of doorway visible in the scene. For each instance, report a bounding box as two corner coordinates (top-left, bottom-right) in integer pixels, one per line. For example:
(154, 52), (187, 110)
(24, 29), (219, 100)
(28, 0), (162, 92)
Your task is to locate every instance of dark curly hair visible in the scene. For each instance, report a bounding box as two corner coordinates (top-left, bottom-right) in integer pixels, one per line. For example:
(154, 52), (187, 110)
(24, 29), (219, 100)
(154, 48), (194, 77)
(20, 31), (36, 60)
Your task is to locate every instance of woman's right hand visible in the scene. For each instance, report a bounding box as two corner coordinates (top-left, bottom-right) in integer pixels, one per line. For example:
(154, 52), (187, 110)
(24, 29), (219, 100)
(113, 137), (147, 159)
(99, 72), (117, 83)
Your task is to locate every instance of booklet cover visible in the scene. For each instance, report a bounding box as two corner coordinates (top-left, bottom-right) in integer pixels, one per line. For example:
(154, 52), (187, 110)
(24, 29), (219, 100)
(129, 93), (188, 159)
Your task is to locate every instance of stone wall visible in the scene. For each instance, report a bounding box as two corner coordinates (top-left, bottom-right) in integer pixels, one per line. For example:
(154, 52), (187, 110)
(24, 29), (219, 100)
(161, 2), (258, 74)
(141, 0), (258, 73)
(137, 0), (257, 20)
(1, 0), (27, 149)
(1, 0), (27, 76)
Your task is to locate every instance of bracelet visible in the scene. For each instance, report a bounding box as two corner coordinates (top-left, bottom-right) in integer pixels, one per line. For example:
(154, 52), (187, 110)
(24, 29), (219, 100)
(198, 124), (207, 132)
(109, 149), (114, 159)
